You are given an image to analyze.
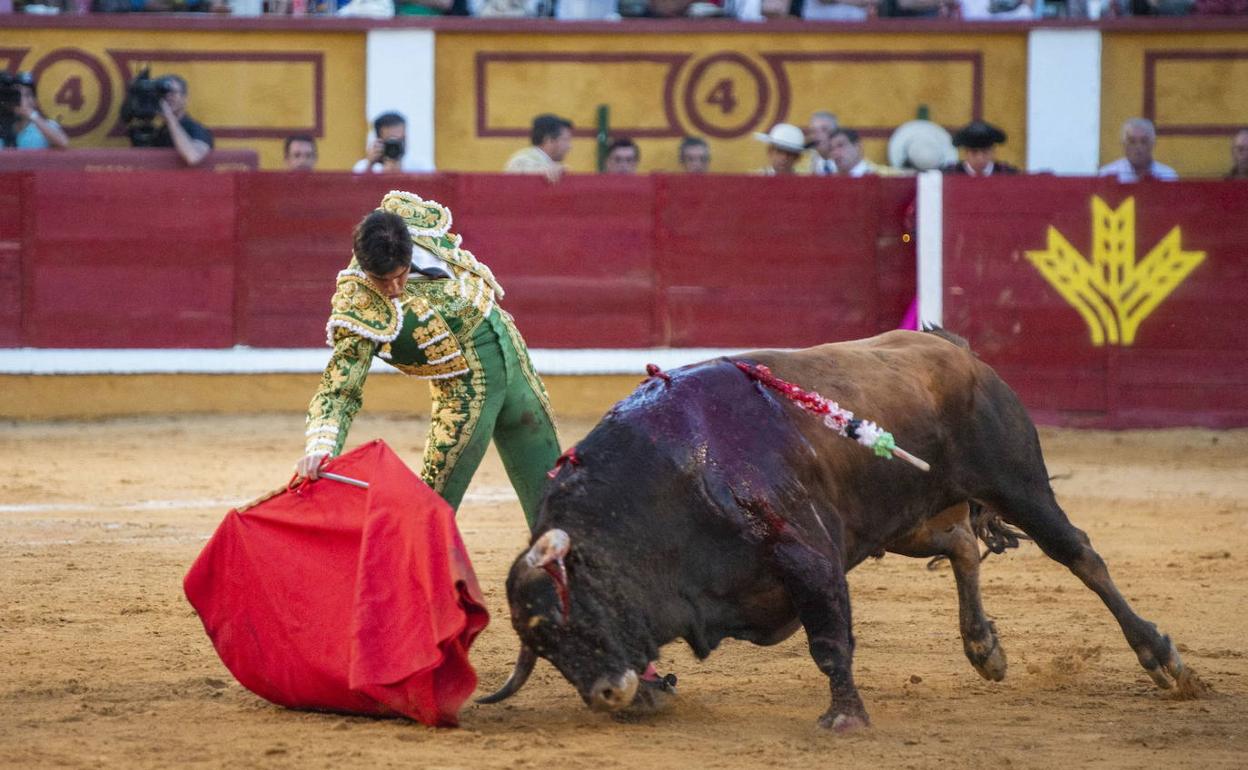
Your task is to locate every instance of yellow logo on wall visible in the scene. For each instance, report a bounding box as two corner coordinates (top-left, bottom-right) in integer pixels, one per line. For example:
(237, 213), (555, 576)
(1025, 196), (1205, 346)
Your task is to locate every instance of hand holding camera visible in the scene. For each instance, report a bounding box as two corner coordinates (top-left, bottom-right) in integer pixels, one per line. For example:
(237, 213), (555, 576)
(366, 136), (406, 169)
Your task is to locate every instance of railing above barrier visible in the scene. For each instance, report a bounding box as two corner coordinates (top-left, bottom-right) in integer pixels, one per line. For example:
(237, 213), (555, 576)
(0, 149), (260, 173)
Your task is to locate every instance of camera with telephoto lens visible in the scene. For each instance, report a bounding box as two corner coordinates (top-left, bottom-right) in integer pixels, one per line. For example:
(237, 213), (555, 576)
(121, 67), (174, 148)
(382, 138), (405, 161)
(0, 71), (34, 148)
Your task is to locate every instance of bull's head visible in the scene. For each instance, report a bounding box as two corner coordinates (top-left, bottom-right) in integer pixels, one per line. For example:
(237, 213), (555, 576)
(478, 529), (668, 714)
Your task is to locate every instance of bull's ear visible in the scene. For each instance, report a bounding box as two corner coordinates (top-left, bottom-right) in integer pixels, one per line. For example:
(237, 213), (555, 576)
(525, 528), (570, 568)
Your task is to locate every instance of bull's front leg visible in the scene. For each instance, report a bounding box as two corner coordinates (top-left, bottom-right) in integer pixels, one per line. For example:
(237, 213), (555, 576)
(770, 538), (868, 732)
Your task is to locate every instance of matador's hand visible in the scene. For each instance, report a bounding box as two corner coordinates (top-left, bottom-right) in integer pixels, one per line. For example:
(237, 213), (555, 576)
(296, 452), (329, 480)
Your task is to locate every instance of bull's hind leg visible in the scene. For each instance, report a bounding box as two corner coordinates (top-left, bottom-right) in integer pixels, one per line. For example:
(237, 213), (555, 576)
(993, 491), (1192, 692)
(888, 503), (1007, 681)
(770, 537), (869, 732)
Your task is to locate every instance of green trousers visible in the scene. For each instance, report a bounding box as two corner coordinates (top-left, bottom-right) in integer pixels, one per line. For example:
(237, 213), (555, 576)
(419, 308), (561, 530)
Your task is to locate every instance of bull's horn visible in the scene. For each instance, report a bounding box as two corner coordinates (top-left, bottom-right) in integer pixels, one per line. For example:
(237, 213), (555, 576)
(475, 645), (538, 704)
(525, 528), (570, 569)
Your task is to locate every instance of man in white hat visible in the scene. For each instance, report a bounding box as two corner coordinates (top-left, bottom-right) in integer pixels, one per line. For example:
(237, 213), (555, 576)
(753, 122), (807, 176)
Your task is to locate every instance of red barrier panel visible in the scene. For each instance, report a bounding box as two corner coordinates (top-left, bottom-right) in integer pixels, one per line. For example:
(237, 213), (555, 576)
(453, 173), (660, 348)
(235, 172), (448, 347)
(943, 177), (1248, 427)
(0, 170), (910, 351)
(0, 175), (23, 347)
(23, 172), (238, 348)
(656, 175), (882, 347)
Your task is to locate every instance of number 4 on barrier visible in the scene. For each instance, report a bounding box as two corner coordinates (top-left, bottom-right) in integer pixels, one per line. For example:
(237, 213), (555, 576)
(55, 76), (85, 112)
(705, 78), (737, 115)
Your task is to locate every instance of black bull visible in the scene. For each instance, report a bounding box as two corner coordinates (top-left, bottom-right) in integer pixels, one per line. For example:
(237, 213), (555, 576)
(481, 330), (1201, 729)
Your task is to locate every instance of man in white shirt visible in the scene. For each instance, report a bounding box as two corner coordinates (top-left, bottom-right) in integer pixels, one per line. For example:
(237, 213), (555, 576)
(352, 111), (432, 174)
(1099, 118), (1178, 182)
(504, 113), (573, 183)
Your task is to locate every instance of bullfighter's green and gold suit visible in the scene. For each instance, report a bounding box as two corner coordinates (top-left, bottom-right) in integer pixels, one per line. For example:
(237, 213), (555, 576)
(304, 191), (560, 528)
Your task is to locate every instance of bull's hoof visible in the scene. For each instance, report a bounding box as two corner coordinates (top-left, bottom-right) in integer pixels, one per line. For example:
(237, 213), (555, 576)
(818, 712), (869, 733)
(967, 636), (1007, 682)
(1170, 665), (1212, 700)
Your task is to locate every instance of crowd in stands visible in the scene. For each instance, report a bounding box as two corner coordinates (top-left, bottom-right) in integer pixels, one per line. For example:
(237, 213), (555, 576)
(3, 67), (1245, 181)
(499, 110), (1248, 180)
(6, 0), (1247, 16)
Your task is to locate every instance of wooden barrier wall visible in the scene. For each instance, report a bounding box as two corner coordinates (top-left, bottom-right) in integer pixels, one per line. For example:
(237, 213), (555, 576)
(6, 170), (1246, 427)
(0, 171), (915, 350)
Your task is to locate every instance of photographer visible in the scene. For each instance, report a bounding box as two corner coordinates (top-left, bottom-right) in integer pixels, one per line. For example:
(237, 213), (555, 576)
(352, 111), (411, 174)
(152, 75), (214, 167)
(0, 72), (70, 151)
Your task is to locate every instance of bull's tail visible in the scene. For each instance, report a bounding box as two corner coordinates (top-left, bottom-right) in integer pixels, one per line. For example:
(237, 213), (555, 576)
(925, 499), (1031, 570)
(921, 323), (971, 351)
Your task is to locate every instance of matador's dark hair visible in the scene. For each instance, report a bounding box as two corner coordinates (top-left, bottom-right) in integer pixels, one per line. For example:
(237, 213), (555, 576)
(353, 210), (412, 276)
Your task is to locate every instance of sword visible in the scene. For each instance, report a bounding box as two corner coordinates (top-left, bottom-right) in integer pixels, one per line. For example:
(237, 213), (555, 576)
(319, 472), (370, 489)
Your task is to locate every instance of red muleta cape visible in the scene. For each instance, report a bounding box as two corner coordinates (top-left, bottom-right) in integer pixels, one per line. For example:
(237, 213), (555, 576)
(183, 439), (489, 726)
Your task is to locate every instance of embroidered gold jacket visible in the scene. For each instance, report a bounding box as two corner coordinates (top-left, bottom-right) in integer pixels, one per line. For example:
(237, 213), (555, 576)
(304, 233), (505, 458)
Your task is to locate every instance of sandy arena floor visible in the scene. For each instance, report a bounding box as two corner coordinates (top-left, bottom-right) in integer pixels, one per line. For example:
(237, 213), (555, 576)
(1, 414), (1246, 769)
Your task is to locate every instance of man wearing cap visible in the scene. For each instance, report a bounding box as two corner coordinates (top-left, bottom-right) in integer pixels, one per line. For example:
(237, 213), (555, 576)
(1099, 118), (1178, 183)
(0, 72), (69, 150)
(296, 191), (562, 531)
(753, 122), (807, 176)
(943, 120), (1020, 176)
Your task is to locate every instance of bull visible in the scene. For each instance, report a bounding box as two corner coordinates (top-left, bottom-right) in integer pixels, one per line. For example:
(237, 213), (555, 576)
(479, 329), (1200, 730)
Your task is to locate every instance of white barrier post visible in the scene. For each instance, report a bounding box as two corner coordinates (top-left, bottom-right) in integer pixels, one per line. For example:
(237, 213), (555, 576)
(916, 169), (943, 329)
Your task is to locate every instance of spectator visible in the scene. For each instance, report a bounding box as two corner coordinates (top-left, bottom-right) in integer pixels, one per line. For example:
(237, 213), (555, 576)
(504, 113), (573, 183)
(801, 0), (878, 19)
(828, 128), (897, 177)
(283, 134), (317, 171)
(752, 122), (807, 176)
(395, 0), (452, 13)
(0, 71), (69, 151)
(1193, 0), (1248, 13)
(470, 0), (545, 14)
(1099, 118), (1178, 182)
(153, 75), (213, 167)
(887, 119), (957, 173)
(1129, 0), (1194, 14)
(959, 0), (1034, 18)
(944, 120), (1020, 176)
(678, 136), (710, 173)
(604, 137), (640, 174)
(805, 111), (839, 175)
(1226, 128), (1248, 180)
(881, 0), (957, 14)
(353, 111), (411, 174)
(556, 0), (616, 17)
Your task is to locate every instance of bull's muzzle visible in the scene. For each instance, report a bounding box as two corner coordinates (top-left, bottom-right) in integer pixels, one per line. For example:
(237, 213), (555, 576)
(588, 669), (638, 712)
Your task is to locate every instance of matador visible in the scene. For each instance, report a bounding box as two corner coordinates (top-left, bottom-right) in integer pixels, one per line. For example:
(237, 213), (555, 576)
(297, 190), (561, 529)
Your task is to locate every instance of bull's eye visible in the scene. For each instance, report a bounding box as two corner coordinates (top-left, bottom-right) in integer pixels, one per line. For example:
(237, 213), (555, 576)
(527, 615), (544, 629)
